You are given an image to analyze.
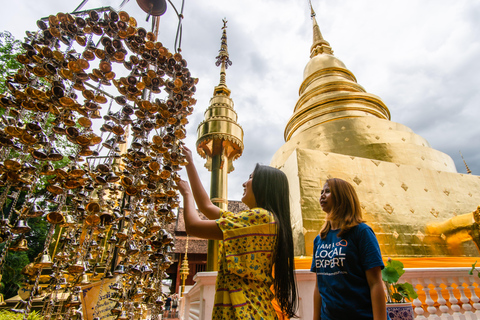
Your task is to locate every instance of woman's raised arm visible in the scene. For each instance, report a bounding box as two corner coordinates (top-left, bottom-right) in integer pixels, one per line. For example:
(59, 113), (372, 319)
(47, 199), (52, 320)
(182, 146), (221, 220)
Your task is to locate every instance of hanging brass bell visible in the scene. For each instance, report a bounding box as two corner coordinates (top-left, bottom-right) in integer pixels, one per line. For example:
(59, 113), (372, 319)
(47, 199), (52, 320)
(143, 244), (153, 254)
(111, 301), (123, 314)
(132, 287), (145, 299)
(85, 214), (100, 226)
(126, 242), (139, 255)
(113, 264), (125, 275)
(24, 205), (43, 218)
(116, 229), (129, 240)
(68, 257), (86, 274)
(47, 147), (63, 161)
(117, 310), (128, 320)
(61, 214), (76, 227)
(46, 211), (64, 224)
(141, 264), (153, 275)
(80, 273), (91, 285)
(129, 264), (142, 276)
(64, 292), (81, 307)
(9, 237), (29, 251)
(148, 218), (161, 233)
(108, 234), (118, 244)
(11, 220), (31, 234)
(35, 253), (53, 268)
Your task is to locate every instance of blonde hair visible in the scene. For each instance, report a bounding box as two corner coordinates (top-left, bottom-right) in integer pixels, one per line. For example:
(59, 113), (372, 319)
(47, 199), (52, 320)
(319, 178), (364, 239)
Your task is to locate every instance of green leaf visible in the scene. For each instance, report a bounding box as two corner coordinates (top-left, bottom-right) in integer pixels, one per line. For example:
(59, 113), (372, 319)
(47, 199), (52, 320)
(395, 282), (418, 301)
(470, 261), (477, 275)
(392, 292), (404, 303)
(382, 265), (400, 284)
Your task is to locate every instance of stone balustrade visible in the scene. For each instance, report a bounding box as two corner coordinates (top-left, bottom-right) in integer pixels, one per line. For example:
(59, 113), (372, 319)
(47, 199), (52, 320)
(180, 267), (479, 319)
(401, 267), (480, 320)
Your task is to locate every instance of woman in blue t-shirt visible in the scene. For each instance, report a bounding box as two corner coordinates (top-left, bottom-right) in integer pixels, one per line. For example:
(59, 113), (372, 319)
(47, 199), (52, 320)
(311, 178), (388, 320)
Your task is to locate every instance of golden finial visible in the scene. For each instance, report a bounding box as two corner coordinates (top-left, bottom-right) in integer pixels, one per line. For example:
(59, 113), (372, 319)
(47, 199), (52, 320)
(179, 235), (190, 297)
(309, 0), (333, 57)
(459, 151), (472, 174)
(215, 18), (232, 87)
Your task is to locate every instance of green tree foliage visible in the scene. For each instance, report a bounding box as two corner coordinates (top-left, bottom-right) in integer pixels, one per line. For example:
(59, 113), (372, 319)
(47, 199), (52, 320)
(0, 31), (23, 94)
(0, 310), (44, 319)
(0, 31), (52, 300)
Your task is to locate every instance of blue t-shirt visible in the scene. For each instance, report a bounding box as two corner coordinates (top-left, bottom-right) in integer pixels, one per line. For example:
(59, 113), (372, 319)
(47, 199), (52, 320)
(310, 223), (385, 320)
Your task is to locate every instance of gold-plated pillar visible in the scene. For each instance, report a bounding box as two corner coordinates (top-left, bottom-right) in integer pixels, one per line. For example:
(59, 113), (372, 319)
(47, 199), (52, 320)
(196, 19), (244, 271)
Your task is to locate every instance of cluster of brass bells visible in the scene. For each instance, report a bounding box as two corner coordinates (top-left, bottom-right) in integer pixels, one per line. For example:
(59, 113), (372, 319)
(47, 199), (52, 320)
(0, 6), (196, 320)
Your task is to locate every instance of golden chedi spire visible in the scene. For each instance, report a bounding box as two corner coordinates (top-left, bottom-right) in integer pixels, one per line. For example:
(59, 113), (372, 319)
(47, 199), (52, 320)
(309, 2), (333, 57)
(196, 19), (244, 271)
(197, 19), (244, 173)
(285, 3), (390, 143)
(270, 4), (480, 263)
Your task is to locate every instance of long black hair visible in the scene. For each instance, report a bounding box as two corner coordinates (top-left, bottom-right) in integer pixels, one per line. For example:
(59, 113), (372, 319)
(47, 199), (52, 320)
(252, 164), (298, 318)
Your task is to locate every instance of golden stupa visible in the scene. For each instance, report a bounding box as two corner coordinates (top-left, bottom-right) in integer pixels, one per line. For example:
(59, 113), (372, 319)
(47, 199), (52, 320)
(271, 6), (480, 265)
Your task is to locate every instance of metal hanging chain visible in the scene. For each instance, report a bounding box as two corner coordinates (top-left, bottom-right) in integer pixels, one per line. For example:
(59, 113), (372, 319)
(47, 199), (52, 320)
(23, 223), (56, 319)
(166, 0), (185, 53)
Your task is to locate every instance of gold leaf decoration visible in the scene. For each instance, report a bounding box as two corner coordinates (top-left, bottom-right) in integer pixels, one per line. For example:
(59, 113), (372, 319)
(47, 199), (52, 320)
(416, 231), (425, 242)
(383, 204), (394, 214)
(353, 176), (362, 185)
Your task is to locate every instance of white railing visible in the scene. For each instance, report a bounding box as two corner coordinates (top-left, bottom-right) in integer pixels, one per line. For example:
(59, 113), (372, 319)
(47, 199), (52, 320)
(402, 267), (480, 320)
(180, 268), (480, 320)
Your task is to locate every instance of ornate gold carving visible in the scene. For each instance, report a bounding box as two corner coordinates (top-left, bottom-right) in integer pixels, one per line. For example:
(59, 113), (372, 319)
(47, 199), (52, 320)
(383, 204), (394, 214)
(416, 231), (425, 242)
(473, 206), (480, 223)
(353, 176), (362, 185)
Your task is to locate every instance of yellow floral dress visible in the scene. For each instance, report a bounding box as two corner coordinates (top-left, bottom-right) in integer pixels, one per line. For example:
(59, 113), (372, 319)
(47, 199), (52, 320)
(213, 207), (278, 320)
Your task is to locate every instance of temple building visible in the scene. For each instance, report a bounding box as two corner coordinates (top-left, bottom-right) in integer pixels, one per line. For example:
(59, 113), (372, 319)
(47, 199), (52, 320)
(269, 6), (480, 266)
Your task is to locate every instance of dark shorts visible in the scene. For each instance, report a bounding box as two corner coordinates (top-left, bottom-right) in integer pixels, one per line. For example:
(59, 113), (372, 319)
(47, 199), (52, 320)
(165, 306), (171, 311)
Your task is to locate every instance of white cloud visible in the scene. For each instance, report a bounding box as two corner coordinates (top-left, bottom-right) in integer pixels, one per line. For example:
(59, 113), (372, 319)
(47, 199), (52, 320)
(1, 0), (479, 201)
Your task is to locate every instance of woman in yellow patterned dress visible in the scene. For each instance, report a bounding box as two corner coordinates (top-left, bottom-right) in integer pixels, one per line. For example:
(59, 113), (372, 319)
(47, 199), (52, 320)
(177, 146), (298, 319)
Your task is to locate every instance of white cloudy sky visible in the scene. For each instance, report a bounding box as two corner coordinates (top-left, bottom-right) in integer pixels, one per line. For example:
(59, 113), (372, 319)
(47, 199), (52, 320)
(1, 0), (479, 201)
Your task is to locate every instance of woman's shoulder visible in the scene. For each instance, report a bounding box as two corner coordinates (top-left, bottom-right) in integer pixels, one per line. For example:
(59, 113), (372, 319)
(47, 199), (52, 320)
(218, 207), (275, 229)
(353, 222), (371, 231)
